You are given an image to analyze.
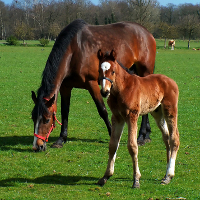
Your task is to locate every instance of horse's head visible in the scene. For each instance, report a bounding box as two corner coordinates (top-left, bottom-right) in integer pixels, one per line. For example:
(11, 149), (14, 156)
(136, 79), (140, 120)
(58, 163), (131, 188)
(31, 91), (57, 152)
(98, 49), (117, 98)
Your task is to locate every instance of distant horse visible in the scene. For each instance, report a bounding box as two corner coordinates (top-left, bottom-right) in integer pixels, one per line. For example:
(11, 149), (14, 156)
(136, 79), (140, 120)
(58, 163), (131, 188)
(31, 19), (156, 151)
(168, 40), (175, 50)
(97, 50), (180, 188)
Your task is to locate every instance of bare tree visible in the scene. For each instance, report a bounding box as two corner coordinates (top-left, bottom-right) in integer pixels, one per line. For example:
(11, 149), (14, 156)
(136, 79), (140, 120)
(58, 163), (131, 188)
(176, 4), (200, 44)
(0, 1), (7, 39)
(126, 0), (160, 32)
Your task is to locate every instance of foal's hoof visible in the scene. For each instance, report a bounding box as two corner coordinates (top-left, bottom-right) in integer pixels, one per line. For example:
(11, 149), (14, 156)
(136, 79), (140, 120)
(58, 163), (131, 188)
(97, 177), (108, 186)
(132, 180), (140, 188)
(161, 175), (172, 185)
(51, 143), (63, 148)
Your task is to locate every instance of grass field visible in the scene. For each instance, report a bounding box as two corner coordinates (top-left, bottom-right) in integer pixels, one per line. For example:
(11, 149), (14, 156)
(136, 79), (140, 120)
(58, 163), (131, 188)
(0, 40), (199, 199)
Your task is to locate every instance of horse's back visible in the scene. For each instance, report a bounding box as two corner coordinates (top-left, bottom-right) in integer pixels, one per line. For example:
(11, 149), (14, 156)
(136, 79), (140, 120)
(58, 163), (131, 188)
(79, 22), (156, 74)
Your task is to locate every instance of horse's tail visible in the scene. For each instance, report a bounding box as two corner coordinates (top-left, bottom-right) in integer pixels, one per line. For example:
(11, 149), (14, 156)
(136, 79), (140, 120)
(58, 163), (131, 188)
(153, 65), (155, 74)
(129, 63), (138, 75)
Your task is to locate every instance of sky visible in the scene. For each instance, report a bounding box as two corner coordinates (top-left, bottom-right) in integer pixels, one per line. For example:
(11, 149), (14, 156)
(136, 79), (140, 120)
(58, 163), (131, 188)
(1, 0), (199, 6)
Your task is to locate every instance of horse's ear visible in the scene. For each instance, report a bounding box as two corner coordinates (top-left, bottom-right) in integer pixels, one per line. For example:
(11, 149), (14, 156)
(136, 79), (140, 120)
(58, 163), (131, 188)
(110, 50), (117, 61)
(45, 95), (55, 108)
(97, 49), (104, 60)
(32, 91), (37, 104)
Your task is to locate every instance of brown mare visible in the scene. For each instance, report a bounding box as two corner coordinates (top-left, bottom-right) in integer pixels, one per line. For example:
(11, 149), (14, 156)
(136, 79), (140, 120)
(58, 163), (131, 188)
(31, 19), (156, 151)
(97, 50), (180, 188)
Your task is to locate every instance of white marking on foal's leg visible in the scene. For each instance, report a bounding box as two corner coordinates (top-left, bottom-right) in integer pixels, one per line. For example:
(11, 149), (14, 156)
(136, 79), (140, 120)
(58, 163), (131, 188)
(166, 158), (175, 177)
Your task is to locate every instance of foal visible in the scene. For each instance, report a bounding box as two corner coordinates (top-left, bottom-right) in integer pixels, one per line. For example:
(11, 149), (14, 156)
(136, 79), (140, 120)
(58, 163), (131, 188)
(97, 50), (180, 188)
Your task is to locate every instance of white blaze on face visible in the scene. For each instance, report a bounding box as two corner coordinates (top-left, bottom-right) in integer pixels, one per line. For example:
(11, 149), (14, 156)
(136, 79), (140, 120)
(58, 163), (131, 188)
(101, 62), (111, 89)
(33, 117), (41, 148)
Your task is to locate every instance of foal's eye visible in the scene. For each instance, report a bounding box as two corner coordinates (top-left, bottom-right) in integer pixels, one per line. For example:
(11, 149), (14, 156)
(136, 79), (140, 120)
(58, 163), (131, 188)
(112, 71), (115, 75)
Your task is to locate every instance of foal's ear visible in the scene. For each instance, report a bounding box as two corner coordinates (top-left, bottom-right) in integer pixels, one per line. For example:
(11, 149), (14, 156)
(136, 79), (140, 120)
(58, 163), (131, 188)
(31, 91), (37, 104)
(110, 50), (117, 61)
(45, 95), (55, 108)
(97, 49), (104, 60)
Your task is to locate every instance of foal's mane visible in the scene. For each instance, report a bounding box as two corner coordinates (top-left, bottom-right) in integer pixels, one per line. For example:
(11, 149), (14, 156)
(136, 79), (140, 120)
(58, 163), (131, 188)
(32, 19), (87, 119)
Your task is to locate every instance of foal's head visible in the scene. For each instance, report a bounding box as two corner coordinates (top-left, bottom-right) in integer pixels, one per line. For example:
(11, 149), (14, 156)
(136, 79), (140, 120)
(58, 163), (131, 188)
(31, 91), (56, 151)
(98, 49), (117, 98)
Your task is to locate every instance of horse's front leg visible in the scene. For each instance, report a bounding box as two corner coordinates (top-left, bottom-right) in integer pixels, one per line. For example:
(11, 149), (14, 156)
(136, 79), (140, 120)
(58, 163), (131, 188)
(51, 86), (72, 148)
(127, 112), (141, 188)
(87, 81), (111, 136)
(98, 116), (125, 186)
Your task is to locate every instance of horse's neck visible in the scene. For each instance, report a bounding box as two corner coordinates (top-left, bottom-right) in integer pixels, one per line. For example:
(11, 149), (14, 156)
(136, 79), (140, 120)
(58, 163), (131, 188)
(46, 53), (72, 102)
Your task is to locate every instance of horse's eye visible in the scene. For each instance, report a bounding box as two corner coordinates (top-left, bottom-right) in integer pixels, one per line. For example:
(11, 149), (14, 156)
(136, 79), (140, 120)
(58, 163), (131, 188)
(112, 71), (115, 75)
(44, 119), (50, 124)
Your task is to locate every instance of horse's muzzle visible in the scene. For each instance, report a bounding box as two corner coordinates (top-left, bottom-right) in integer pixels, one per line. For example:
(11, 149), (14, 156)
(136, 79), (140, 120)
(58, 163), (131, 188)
(32, 142), (47, 152)
(101, 89), (110, 98)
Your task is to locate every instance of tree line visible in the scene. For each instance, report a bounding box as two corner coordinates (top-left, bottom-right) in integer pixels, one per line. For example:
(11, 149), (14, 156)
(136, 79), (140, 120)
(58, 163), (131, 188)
(0, 0), (200, 41)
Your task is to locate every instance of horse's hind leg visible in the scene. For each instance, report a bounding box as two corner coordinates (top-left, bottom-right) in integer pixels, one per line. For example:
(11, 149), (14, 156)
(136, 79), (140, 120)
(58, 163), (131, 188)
(51, 86), (72, 148)
(137, 114), (151, 146)
(98, 116), (125, 186)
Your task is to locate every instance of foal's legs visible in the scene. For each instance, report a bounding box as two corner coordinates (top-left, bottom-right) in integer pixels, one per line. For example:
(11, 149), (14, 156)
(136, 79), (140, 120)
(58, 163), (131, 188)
(162, 104), (180, 184)
(151, 105), (179, 185)
(151, 106), (170, 163)
(127, 113), (141, 188)
(98, 115), (125, 186)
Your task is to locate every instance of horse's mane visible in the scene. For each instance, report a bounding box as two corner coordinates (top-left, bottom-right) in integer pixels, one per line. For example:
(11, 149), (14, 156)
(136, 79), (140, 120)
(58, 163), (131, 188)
(32, 19), (87, 119)
(38, 19), (87, 98)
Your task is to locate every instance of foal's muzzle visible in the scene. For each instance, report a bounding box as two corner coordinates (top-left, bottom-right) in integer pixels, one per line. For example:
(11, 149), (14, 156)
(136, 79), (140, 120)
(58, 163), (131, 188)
(99, 77), (113, 98)
(101, 89), (110, 98)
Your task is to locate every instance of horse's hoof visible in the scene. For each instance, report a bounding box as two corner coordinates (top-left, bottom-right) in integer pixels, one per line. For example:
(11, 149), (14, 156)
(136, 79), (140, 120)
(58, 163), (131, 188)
(137, 140), (145, 146)
(97, 177), (107, 186)
(144, 138), (151, 143)
(161, 175), (172, 185)
(51, 143), (63, 148)
(132, 180), (140, 188)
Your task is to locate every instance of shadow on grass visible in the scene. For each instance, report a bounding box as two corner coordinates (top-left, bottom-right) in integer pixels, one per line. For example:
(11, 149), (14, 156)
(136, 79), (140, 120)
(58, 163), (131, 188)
(0, 135), (108, 152)
(0, 174), (99, 187)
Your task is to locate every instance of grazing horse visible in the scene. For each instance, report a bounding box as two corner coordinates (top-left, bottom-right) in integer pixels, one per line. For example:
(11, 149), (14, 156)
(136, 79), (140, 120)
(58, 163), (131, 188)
(31, 19), (156, 151)
(168, 40), (175, 50)
(97, 50), (180, 188)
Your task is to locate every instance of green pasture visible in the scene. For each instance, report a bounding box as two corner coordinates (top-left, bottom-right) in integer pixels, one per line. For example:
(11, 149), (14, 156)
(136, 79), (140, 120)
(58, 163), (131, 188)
(0, 41), (199, 199)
